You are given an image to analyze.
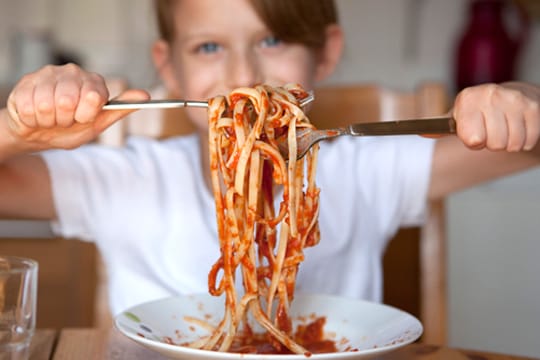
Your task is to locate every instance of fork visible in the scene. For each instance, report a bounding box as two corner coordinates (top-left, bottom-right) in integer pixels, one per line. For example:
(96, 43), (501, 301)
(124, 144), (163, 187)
(102, 92), (315, 110)
(278, 116), (457, 160)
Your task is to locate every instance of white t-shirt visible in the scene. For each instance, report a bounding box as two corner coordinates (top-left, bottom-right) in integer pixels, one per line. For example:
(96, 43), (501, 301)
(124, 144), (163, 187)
(41, 134), (434, 315)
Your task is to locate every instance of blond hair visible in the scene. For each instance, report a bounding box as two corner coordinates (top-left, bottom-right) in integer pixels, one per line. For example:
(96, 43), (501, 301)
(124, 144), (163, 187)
(154, 0), (338, 49)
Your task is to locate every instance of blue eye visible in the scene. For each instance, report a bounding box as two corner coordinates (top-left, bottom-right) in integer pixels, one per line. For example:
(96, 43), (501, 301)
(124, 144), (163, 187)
(197, 42), (221, 54)
(261, 36), (282, 48)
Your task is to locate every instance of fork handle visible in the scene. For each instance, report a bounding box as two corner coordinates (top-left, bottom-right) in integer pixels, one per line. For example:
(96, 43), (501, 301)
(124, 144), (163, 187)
(102, 92), (314, 111)
(103, 99), (208, 110)
(347, 116), (456, 136)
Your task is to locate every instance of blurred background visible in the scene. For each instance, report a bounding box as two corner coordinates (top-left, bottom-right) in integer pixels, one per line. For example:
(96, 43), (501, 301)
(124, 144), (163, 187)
(0, 0), (539, 91)
(0, 0), (539, 358)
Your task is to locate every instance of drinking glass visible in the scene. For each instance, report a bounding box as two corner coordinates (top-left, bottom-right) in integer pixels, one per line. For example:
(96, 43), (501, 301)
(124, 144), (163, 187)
(0, 257), (38, 360)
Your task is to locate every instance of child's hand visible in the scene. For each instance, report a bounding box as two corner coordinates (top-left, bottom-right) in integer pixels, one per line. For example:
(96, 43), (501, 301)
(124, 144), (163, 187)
(4, 63), (149, 152)
(452, 82), (540, 152)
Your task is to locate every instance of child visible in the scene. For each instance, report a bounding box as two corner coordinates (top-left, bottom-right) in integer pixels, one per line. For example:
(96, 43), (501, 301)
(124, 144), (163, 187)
(0, 0), (539, 317)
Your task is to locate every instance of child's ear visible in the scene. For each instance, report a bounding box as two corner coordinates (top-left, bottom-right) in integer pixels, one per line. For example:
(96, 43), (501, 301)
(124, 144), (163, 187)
(152, 40), (182, 96)
(315, 24), (344, 82)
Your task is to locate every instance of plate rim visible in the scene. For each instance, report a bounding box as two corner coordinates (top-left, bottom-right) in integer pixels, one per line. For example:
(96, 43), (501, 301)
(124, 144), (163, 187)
(114, 293), (423, 359)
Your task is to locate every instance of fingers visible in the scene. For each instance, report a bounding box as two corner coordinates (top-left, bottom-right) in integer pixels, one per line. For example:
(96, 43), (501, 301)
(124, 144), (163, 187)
(73, 72), (110, 124)
(453, 84), (540, 152)
(524, 99), (540, 151)
(505, 110), (526, 152)
(34, 74), (57, 128)
(484, 108), (508, 151)
(93, 89), (150, 133)
(8, 74), (37, 128)
(7, 64), (110, 130)
(453, 87), (487, 150)
(54, 70), (82, 127)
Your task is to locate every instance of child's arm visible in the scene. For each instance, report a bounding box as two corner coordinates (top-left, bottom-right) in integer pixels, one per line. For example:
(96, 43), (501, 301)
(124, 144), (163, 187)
(0, 64), (149, 219)
(429, 82), (540, 199)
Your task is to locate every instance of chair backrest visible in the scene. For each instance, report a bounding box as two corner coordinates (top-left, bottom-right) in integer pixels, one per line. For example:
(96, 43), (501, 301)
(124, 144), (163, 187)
(308, 83), (449, 127)
(98, 81), (450, 344)
(308, 83), (449, 345)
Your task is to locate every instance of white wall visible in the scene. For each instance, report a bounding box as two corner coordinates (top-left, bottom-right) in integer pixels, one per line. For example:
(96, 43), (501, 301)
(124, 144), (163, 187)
(0, 0), (539, 357)
(331, 0), (463, 89)
(331, 0), (540, 90)
(448, 170), (540, 358)
(0, 0), (158, 87)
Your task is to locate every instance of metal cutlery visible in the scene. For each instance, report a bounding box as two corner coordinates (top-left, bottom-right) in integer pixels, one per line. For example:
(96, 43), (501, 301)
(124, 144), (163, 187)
(278, 116), (456, 160)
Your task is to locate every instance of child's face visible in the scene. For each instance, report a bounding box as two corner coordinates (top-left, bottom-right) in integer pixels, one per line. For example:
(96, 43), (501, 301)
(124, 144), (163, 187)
(154, 0), (331, 132)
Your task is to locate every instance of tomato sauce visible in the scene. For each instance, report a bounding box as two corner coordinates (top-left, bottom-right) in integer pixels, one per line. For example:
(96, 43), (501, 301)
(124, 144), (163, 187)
(228, 317), (337, 355)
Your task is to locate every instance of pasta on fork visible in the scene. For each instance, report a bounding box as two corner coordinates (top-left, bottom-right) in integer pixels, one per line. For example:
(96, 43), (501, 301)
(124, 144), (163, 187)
(188, 84), (324, 354)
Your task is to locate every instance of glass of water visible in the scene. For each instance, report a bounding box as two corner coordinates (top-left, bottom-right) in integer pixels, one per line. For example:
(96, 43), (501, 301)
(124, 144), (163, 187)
(0, 257), (38, 360)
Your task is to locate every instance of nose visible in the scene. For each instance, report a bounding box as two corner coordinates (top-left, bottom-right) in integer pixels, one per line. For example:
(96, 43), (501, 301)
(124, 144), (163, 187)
(225, 48), (262, 89)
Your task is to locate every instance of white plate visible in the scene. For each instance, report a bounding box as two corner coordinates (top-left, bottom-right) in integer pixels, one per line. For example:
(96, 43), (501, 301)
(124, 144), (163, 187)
(114, 293), (422, 360)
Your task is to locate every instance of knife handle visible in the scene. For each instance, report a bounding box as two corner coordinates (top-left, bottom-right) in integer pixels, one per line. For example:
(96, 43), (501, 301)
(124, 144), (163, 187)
(347, 117), (456, 136)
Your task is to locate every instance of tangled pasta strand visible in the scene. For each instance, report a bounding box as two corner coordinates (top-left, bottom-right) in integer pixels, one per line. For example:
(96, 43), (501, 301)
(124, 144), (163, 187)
(195, 84), (321, 354)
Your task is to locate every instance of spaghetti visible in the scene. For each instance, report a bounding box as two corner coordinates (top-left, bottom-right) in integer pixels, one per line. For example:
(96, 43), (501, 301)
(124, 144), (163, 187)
(187, 84), (322, 354)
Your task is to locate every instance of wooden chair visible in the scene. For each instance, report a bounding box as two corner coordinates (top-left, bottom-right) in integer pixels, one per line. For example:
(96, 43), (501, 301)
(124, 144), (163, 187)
(308, 83), (450, 345)
(0, 234), (98, 329)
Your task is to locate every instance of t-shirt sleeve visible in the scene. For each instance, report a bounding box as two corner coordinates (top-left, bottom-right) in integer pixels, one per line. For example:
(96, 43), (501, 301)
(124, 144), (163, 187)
(365, 136), (435, 233)
(357, 135), (435, 244)
(386, 136), (435, 227)
(40, 140), (153, 242)
(42, 146), (114, 241)
(317, 135), (435, 247)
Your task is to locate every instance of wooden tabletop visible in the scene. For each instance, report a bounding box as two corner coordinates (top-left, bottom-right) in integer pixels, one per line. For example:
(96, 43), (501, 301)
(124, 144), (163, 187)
(30, 328), (538, 360)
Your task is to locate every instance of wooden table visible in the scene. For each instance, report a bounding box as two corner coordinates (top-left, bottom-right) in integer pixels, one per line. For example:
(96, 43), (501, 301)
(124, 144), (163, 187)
(30, 329), (538, 359)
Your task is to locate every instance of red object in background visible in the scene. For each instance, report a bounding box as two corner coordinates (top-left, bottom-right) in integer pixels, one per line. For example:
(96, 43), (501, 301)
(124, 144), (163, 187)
(455, 0), (529, 91)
